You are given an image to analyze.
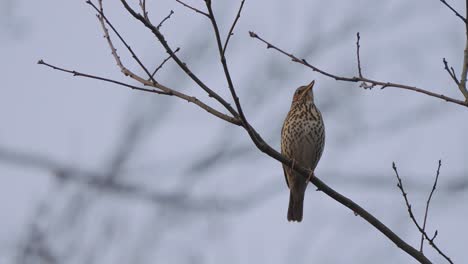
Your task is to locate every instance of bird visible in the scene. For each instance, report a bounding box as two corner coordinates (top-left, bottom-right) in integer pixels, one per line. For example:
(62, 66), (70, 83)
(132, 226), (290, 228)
(281, 80), (325, 222)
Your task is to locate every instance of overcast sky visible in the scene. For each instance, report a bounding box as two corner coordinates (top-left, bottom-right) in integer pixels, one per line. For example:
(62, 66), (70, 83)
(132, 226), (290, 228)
(1, 0), (467, 263)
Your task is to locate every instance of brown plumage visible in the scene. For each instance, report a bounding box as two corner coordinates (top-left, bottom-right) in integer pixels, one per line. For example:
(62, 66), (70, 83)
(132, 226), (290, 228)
(281, 80), (325, 222)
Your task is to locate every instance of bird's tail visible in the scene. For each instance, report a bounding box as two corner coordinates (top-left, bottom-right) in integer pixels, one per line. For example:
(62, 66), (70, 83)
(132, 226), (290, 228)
(287, 191), (304, 222)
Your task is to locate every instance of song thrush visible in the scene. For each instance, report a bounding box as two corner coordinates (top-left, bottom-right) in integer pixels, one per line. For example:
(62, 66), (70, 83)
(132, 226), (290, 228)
(281, 80), (325, 222)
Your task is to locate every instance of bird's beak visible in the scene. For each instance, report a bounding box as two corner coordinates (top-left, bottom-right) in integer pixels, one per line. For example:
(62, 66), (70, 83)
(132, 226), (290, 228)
(301, 80), (315, 97)
(305, 80), (315, 93)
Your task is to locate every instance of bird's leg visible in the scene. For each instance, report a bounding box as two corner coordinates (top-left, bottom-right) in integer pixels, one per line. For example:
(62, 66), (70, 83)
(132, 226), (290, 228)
(307, 170), (321, 191)
(290, 159), (296, 170)
(307, 169), (314, 182)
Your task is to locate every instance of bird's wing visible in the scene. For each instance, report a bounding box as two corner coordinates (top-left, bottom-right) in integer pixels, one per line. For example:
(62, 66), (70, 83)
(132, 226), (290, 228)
(283, 165), (290, 188)
(281, 115), (290, 188)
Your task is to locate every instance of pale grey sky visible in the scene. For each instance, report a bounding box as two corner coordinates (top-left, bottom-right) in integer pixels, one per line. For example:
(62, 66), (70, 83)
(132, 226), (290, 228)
(0, 0), (466, 263)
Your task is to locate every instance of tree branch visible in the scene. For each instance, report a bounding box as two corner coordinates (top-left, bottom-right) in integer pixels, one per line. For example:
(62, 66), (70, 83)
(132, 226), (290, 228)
(88, 0), (157, 84)
(157, 9), (174, 30)
(356, 32), (363, 78)
(175, 0), (209, 17)
(151, 47), (180, 78)
(420, 160), (442, 253)
(120, 0), (240, 118)
(222, 0), (246, 55)
(138, 0), (148, 20)
(392, 162), (453, 264)
(457, 0), (468, 101)
(443, 58), (460, 86)
(37, 59), (169, 95)
(439, 0), (467, 23)
(249, 31), (468, 107)
(89, 0), (241, 125)
(204, 0), (248, 125)
(355, 32), (375, 89)
(38, 60), (240, 125)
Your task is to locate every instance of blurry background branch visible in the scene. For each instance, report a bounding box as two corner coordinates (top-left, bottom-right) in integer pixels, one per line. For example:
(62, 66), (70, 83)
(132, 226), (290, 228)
(0, 146), (275, 212)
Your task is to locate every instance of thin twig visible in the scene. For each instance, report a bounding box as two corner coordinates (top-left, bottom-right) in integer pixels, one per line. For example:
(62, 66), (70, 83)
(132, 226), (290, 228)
(249, 31), (468, 107)
(139, 0), (148, 20)
(175, 0), (209, 17)
(157, 10), (174, 30)
(420, 160), (442, 252)
(120, 0), (240, 119)
(439, 0), (467, 23)
(222, 0), (246, 55)
(457, 0), (468, 102)
(38, 59), (169, 95)
(93, 0), (242, 125)
(88, 0), (157, 84)
(356, 32), (363, 78)
(443, 58), (460, 86)
(93, 0), (238, 124)
(151, 47), (180, 78)
(392, 162), (453, 264)
(38, 60), (241, 126)
(205, 1), (246, 122)
(355, 32), (374, 89)
(205, 0), (265, 146)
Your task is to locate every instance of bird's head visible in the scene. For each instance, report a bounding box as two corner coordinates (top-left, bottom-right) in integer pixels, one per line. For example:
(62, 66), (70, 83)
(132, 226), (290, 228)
(292, 80), (315, 105)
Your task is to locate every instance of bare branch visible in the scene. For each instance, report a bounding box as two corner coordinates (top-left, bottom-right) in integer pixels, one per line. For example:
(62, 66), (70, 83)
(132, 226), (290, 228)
(355, 32), (374, 89)
(392, 162), (453, 264)
(420, 160), (442, 252)
(138, 0), (148, 20)
(90, 1), (240, 125)
(120, 0), (240, 119)
(157, 9), (174, 30)
(151, 47), (180, 78)
(443, 58), (460, 86)
(38, 59), (169, 95)
(204, 0), (246, 122)
(87, 0), (157, 84)
(249, 31), (468, 107)
(175, 0), (209, 17)
(38, 60), (241, 126)
(439, 0), (467, 23)
(205, 0), (268, 155)
(458, 0), (468, 101)
(222, 0), (246, 55)
(356, 32), (363, 78)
